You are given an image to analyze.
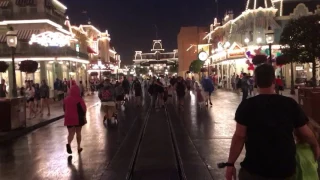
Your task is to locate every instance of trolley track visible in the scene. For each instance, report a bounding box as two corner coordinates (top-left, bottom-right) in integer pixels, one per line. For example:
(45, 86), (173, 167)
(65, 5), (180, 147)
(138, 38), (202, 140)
(126, 105), (186, 180)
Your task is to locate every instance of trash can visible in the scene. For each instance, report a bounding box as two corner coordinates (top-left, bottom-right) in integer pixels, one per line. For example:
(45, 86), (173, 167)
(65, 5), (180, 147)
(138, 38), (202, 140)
(0, 97), (26, 131)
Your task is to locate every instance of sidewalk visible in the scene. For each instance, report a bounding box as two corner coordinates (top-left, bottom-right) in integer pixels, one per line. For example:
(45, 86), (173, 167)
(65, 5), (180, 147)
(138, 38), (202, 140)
(0, 95), (99, 143)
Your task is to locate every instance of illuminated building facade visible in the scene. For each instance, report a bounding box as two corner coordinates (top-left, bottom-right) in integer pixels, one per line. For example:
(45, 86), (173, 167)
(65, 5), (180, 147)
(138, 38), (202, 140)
(133, 40), (178, 76)
(202, 0), (320, 88)
(0, 0), (121, 96)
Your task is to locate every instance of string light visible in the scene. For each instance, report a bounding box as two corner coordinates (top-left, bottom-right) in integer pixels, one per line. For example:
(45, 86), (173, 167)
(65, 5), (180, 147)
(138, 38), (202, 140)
(29, 31), (71, 47)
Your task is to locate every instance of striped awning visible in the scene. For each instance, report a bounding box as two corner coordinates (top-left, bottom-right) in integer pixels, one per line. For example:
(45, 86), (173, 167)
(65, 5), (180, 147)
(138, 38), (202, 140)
(0, 1), (10, 8)
(15, 0), (36, 6)
(0, 29), (40, 42)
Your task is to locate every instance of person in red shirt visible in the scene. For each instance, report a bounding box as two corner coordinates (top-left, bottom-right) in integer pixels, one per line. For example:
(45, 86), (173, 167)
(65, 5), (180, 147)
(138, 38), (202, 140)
(275, 75), (284, 95)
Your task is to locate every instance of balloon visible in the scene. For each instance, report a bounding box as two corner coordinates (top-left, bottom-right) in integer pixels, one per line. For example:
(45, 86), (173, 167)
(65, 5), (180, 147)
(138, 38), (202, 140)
(276, 52), (282, 57)
(265, 49), (270, 55)
(249, 54), (255, 58)
(246, 51), (251, 57)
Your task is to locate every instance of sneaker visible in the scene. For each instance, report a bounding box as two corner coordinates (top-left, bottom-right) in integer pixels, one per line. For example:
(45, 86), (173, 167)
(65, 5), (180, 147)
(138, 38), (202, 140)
(66, 144), (72, 154)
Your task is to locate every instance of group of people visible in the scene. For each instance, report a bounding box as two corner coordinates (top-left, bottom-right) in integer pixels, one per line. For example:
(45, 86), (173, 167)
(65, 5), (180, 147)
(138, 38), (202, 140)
(0, 79), (51, 119)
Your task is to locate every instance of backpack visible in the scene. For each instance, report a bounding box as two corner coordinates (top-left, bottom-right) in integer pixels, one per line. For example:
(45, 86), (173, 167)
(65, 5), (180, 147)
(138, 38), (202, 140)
(134, 81), (142, 91)
(99, 87), (113, 102)
(176, 82), (185, 94)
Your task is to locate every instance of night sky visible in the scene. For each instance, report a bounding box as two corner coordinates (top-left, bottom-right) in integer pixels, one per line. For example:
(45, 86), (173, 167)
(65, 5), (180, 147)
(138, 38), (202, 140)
(62, 0), (246, 65)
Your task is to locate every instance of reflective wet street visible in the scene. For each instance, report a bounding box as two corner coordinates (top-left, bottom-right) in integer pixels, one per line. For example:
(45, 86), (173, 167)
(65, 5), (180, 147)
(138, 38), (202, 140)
(0, 90), (252, 180)
(0, 96), (145, 180)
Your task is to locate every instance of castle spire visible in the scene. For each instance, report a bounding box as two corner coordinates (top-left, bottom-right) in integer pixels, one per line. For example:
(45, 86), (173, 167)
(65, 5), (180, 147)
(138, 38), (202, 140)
(246, 0), (274, 10)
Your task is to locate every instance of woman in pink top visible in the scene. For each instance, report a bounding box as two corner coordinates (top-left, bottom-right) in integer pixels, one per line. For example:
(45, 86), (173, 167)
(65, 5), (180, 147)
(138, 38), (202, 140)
(64, 85), (87, 154)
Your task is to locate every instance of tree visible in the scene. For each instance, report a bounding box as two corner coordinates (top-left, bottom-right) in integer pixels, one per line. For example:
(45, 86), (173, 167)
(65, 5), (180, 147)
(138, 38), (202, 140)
(280, 15), (320, 89)
(189, 60), (204, 73)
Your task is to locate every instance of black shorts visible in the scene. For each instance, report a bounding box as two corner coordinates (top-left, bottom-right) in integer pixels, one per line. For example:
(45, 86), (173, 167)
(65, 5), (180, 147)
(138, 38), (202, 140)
(116, 95), (124, 101)
(27, 98), (34, 103)
(67, 125), (83, 128)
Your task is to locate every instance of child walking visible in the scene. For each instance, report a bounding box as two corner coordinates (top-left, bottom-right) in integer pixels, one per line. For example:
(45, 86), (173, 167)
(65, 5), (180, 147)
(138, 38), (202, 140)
(295, 119), (320, 180)
(195, 83), (205, 109)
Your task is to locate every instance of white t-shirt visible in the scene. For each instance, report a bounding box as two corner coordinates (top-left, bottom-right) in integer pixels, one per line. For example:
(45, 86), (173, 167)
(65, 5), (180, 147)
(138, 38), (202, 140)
(25, 87), (35, 99)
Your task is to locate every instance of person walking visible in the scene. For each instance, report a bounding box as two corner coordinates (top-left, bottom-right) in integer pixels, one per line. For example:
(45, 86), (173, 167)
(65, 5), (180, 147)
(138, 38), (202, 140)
(201, 75), (214, 106)
(79, 81), (85, 97)
(175, 76), (186, 109)
(225, 64), (320, 180)
(99, 79), (116, 126)
(39, 80), (50, 116)
(25, 81), (36, 119)
(122, 76), (130, 101)
(0, 79), (7, 98)
(240, 73), (249, 101)
(132, 78), (142, 106)
(64, 85), (87, 154)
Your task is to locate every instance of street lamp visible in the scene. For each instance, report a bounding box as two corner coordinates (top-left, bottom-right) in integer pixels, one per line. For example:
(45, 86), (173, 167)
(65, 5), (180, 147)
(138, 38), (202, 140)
(265, 27), (274, 64)
(97, 60), (103, 80)
(244, 38), (250, 44)
(6, 28), (18, 97)
(256, 37), (262, 44)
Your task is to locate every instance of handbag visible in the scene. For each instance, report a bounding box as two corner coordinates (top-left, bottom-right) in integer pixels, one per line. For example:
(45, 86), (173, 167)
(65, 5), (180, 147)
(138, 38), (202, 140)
(77, 102), (87, 126)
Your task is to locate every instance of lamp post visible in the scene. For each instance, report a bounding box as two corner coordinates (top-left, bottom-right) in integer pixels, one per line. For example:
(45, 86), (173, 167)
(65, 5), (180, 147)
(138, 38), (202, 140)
(265, 27), (274, 64)
(97, 60), (102, 80)
(6, 28), (18, 97)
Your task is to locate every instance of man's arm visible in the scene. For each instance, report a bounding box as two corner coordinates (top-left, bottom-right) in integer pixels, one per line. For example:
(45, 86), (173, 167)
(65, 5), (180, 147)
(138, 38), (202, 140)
(296, 124), (320, 160)
(227, 123), (247, 164)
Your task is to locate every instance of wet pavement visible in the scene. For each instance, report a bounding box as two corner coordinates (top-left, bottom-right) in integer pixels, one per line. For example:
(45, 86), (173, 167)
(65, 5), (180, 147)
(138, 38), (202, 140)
(0, 90), (301, 180)
(0, 96), (144, 180)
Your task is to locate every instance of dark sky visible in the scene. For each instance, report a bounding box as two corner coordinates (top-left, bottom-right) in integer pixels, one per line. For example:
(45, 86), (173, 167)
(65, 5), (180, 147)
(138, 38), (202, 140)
(62, 0), (246, 65)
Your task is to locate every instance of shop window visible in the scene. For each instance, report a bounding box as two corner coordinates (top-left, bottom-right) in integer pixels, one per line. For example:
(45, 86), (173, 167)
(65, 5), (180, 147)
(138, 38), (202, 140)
(19, 7), (27, 14)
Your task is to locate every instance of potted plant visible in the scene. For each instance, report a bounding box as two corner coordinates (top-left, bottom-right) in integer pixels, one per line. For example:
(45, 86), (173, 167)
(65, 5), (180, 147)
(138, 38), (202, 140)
(19, 60), (38, 73)
(0, 61), (9, 73)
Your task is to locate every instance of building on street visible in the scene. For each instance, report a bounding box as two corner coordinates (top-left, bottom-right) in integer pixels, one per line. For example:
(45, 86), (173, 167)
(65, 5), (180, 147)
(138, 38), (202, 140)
(133, 40), (178, 76)
(202, 0), (320, 88)
(0, 0), (122, 96)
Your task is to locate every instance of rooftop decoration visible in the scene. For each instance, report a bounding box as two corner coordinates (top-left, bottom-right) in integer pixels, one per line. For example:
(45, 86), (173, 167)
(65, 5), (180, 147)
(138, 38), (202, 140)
(29, 31), (71, 47)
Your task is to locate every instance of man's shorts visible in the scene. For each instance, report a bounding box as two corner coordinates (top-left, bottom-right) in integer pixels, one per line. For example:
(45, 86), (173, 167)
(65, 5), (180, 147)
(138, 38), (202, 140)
(101, 101), (116, 107)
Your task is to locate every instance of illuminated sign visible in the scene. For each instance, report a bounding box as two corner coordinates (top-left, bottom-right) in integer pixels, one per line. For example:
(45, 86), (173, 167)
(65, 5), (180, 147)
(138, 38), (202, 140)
(29, 31), (71, 47)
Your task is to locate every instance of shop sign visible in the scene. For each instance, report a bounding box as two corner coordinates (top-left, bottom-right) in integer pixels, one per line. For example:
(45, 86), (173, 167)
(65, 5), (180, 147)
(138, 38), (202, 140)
(228, 50), (245, 58)
(29, 31), (71, 47)
(296, 66), (303, 71)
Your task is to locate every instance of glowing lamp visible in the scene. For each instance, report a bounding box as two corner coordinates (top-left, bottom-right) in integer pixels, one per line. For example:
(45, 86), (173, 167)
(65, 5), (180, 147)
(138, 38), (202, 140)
(265, 31), (274, 44)
(6, 30), (18, 48)
(244, 38), (250, 44)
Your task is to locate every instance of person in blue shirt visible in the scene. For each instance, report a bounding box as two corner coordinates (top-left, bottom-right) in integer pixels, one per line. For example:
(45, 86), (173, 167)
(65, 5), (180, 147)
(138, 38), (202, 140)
(201, 75), (214, 106)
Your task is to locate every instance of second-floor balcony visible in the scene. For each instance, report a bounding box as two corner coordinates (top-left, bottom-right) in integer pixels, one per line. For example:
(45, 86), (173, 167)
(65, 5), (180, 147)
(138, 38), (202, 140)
(0, 43), (89, 60)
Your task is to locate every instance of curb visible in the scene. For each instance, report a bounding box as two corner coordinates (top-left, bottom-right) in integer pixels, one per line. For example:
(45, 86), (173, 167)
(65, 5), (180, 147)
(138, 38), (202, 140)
(0, 115), (64, 144)
(0, 102), (100, 144)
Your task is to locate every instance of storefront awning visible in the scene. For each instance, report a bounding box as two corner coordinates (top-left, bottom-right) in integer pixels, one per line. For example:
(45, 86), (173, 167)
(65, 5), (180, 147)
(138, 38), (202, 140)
(0, 29), (40, 42)
(0, 1), (10, 8)
(15, 0), (37, 6)
(87, 46), (96, 54)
